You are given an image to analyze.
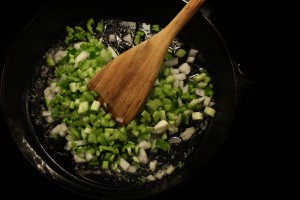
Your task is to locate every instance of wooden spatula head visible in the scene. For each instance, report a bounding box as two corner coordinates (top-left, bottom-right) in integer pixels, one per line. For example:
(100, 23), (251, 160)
(88, 0), (205, 125)
(88, 37), (167, 125)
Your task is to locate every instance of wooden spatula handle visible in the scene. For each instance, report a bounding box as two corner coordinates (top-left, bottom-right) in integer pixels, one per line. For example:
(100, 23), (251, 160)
(158, 0), (206, 45)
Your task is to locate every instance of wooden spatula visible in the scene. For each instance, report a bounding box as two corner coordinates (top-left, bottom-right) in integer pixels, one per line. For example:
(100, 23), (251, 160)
(88, 0), (205, 125)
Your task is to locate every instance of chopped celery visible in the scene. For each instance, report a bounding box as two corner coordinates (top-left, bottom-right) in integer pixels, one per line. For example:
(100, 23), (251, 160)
(175, 49), (187, 58)
(96, 19), (104, 33)
(86, 18), (94, 33)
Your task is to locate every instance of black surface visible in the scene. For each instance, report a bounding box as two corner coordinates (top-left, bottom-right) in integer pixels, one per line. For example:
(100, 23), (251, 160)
(1, 0), (289, 199)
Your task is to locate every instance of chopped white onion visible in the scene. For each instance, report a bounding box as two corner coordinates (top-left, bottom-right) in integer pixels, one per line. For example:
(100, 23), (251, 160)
(171, 68), (180, 74)
(146, 175), (156, 181)
(180, 127), (196, 141)
(42, 110), (51, 117)
(195, 88), (205, 96)
(138, 148), (148, 164)
(85, 152), (93, 161)
(173, 79), (179, 89)
(149, 160), (157, 171)
(73, 140), (87, 146)
(127, 166), (137, 173)
(168, 125), (179, 134)
(54, 50), (68, 63)
(209, 102), (215, 107)
(164, 58), (178, 67)
(186, 56), (195, 63)
(153, 120), (169, 134)
(123, 34), (132, 44)
(73, 42), (85, 50)
(192, 112), (204, 120)
(203, 96), (211, 107)
(165, 165), (175, 175)
(154, 170), (165, 180)
(182, 84), (189, 94)
(188, 49), (199, 57)
(108, 34), (116, 42)
(51, 123), (68, 137)
(179, 80), (184, 90)
(75, 51), (89, 67)
(138, 140), (151, 149)
(174, 73), (187, 81)
(168, 137), (182, 144)
(177, 98), (183, 107)
(119, 158), (130, 171)
(178, 63), (191, 75)
(74, 155), (86, 163)
(107, 46), (118, 58)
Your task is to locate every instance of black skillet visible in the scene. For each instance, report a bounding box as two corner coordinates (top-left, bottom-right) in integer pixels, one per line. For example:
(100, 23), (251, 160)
(1, 0), (237, 199)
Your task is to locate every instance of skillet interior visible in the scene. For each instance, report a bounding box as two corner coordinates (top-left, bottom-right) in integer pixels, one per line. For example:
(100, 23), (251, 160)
(1, 0), (236, 199)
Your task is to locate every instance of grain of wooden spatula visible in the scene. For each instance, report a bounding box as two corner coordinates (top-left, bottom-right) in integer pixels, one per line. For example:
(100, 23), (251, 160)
(88, 0), (205, 125)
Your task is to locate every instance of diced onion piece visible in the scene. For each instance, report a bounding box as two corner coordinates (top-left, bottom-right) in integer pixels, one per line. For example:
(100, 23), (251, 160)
(74, 155), (86, 163)
(168, 137), (182, 144)
(179, 80), (184, 90)
(45, 116), (54, 123)
(149, 160), (157, 171)
(165, 165), (175, 175)
(123, 34), (132, 44)
(73, 42), (85, 50)
(65, 142), (72, 150)
(153, 120), (169, 134)
(42, 110), (51, 117)
(119, 158), (130, 171)
(168, 126), (179, 134)
(138, 140), (151, 149)
(138, 148), (148, 164)
(73, 140), (87, 146)
(108, 34), (116, 42)
(173, 80), (179, 89)
(177, 98), (183, 107)
(146, 175), (155, 181)
(127, 166), (137, 173)
(188, 49), (199, 57)
(209, 102), (215, 107)
(85, 152), (93, 161)
(164, 58), (178, 67)
(65, 134), (74, 142)
(142, 23), (151, 33)
(116, 117), (124, 124)
(54, 50), (68, 63)
(182, 84), (189, 94)
(51, 123), (68, 137)
(60, 123), (68, 132)
(180, 127), (196, 141)
(174, 73), (187, 81)
(107, 46), (118, 58)
(203, 96), (211, 107)
(75, 51), (89, 67)
(171, 68), (180, 74)
(154, 170), (165, 180)
(195, 88), (205, 96)
(186, 56), (195, 63)
(192, 112), (203, 120)
(178, 63), (191, 75)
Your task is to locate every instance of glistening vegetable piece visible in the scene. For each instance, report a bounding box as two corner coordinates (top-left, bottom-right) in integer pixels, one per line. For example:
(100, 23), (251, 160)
(42, 18), (216, 182)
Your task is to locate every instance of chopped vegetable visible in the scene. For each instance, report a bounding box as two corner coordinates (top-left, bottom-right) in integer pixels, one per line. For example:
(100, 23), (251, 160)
(40, 18), (216, 181)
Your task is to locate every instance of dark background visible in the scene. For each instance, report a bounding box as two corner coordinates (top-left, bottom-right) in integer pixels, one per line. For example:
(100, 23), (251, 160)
(1, 0), (289, 199)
